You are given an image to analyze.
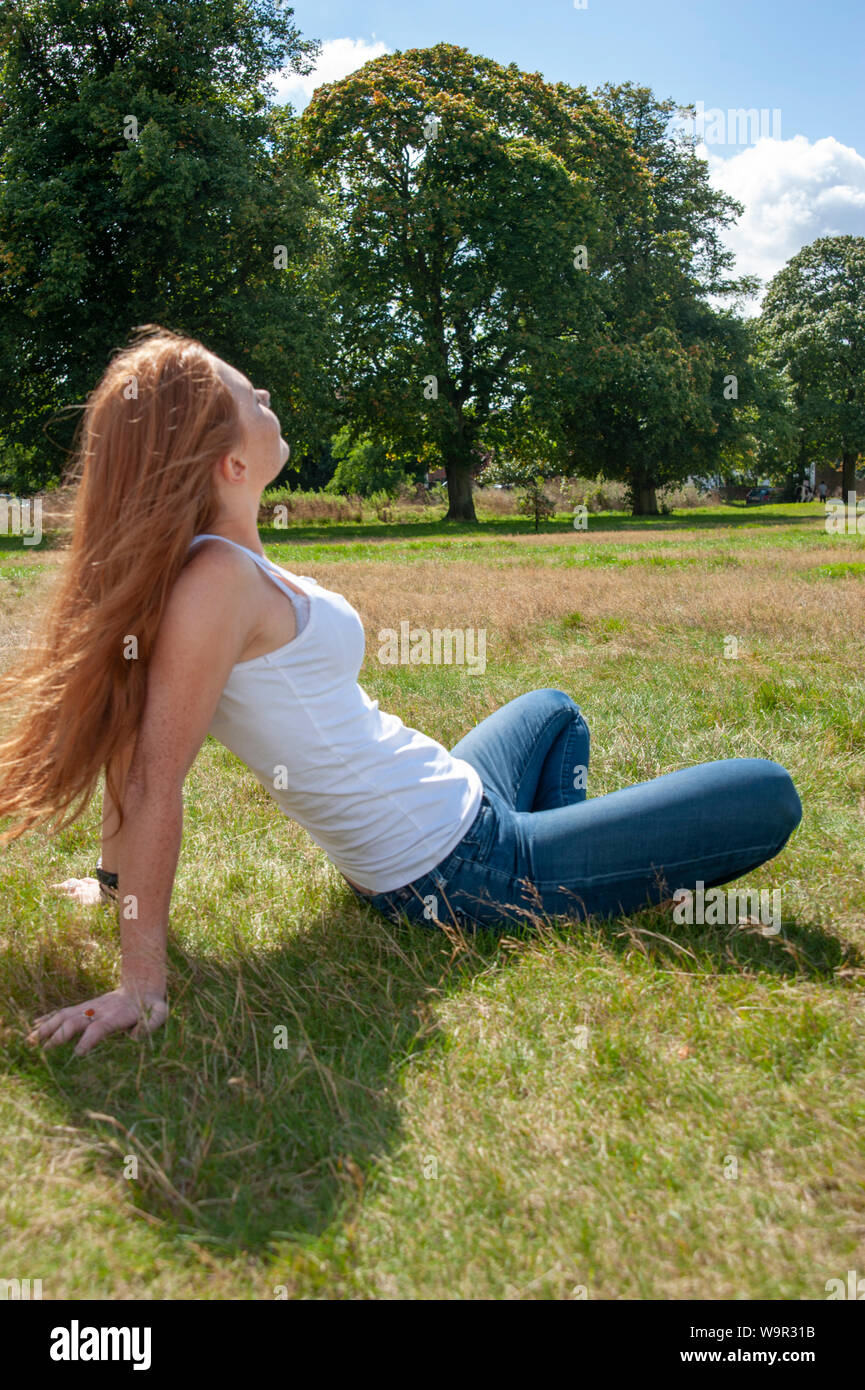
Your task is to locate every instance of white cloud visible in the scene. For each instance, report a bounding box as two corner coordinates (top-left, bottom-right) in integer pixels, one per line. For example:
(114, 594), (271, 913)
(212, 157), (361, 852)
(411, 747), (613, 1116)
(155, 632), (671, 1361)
(704, 135), (865, 312)
(267, 54), (865, 322)
(268, 36), (391, 111)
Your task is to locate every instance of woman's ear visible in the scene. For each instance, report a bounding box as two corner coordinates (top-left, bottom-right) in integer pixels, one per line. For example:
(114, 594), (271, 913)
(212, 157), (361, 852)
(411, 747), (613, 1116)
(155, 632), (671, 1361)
(213, 449), (248, 486)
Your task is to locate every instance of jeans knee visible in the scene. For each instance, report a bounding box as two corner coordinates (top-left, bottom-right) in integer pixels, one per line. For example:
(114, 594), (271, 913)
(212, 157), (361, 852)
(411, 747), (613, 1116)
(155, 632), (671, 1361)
(565, 696), (589, 743)
(543, 688), (583, 719)
(763, 761), (803, 843)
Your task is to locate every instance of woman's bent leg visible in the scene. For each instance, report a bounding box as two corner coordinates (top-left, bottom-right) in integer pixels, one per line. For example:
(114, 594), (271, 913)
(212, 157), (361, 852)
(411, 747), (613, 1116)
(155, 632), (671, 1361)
(450, 689), (590, 811)
(432, 757), (802, 930)
(510, 757), (803, 922)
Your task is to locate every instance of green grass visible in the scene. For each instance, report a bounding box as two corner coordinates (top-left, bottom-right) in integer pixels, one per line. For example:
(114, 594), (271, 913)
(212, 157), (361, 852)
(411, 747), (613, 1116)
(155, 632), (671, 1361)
(1, 502), (865, 1299)
(809, 561), (865, 580)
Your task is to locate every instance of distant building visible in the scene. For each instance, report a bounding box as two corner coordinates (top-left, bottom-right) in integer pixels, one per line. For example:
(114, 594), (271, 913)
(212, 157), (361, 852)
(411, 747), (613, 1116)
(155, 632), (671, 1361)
(813, 463), (865, 498)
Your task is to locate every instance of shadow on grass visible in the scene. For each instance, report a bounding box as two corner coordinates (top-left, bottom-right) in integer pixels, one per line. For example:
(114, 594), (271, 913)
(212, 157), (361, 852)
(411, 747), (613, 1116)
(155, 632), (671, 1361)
(4, 882), (860, 1264)
(0, 507), (825, 560)
(256, 505), (827, 548)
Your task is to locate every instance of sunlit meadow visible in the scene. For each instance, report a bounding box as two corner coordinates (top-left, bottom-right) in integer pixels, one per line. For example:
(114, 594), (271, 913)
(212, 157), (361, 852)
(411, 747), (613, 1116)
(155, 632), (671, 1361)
(1, 493), (863, 1299)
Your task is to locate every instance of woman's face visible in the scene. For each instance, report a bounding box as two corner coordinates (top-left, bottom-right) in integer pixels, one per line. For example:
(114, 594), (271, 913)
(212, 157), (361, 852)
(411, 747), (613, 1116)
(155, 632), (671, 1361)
(212, 355), (291, 488)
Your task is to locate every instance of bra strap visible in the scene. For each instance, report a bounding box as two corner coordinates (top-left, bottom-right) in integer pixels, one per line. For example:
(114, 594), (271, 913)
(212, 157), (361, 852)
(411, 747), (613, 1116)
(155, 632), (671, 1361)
(188, 533), (312, 593)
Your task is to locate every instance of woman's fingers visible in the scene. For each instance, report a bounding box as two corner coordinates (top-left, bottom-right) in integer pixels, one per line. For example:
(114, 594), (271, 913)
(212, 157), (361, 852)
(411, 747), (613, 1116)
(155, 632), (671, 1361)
(74, 1016), (126, 1056)
(26, 1009), (69, 1043)
(28, 1001), (99, 1046)
(128, 1000), (169, 1039)
(39, 1011), (92, 1050)
(49, 878), (102, 904)
(50, 879), (80, 895)
(27, 992), (167, 1054)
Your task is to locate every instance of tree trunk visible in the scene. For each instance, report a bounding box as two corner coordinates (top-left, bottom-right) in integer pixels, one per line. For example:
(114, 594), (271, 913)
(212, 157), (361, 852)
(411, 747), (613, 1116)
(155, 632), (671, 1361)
(842, 450), (857, 505)
(443, 460), (477, 522)
(631, 481), (659, 515)
(784, 466), (798, 502)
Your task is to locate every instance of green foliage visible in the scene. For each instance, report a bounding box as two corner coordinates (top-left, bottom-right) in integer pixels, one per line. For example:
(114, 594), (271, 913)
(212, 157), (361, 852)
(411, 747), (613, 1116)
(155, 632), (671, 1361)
(595, 83), (756, 304)
(295, 43), (648, 521)
(366, 489), (396, 522)
(323, 425), (417, 497)
(480, 454), (558, 531)
(2, 18), (859, 534)
(760, 236), (865, 493)
(541, 86), (772, 513)
(0, 437), (45, 492)
(516, 487), (557, 529)
(0, 0), (333, 469)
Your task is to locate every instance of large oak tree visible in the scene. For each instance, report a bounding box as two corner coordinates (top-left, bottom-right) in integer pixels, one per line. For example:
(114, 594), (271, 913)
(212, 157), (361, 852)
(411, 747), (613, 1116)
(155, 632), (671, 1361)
(544, 85), (762, 514)
(760, 235), (865, 502)
(0, 0), (333, 486)
(294, 43), (649, 522)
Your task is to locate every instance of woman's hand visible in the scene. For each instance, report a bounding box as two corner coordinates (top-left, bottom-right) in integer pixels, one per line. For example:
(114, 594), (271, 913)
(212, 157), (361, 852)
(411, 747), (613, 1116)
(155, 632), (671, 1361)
(50, 876), (106, 906)
(26, 987), (168, 1056)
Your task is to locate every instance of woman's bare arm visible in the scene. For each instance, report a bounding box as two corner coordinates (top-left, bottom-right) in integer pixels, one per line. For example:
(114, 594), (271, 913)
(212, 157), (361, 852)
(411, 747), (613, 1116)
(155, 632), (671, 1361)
(31, 544), (257, 1053)
(101, 739), (137, 875)
(47, 743), (138, 904)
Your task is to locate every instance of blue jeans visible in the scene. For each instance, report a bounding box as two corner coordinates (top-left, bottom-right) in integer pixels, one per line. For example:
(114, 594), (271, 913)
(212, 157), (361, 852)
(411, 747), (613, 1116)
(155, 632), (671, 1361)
(349, 689), (803, 934)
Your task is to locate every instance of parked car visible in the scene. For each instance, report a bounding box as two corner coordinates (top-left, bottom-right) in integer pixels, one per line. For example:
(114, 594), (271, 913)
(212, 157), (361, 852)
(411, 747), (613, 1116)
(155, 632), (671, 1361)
(745, 485), (778, 505)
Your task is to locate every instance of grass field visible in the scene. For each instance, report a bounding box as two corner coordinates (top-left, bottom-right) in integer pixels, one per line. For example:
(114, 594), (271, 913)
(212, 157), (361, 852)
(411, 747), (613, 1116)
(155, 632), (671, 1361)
(1, 500), (864, 1299)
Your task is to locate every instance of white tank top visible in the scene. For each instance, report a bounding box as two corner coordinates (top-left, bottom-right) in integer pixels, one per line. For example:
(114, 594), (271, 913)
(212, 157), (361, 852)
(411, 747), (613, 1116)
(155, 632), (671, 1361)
(187, 534), (483, 894)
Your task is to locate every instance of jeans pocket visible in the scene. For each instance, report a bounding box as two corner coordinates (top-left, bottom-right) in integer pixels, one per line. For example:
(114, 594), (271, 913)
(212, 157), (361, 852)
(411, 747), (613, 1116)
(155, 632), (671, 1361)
(452, 794), (497, 867)
(367, 879), (440, 928)
(360, 796), (498, 926)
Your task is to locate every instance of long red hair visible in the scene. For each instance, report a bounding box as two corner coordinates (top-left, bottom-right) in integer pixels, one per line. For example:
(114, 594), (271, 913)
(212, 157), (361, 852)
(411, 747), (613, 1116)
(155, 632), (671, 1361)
(0, 324), (241, 845)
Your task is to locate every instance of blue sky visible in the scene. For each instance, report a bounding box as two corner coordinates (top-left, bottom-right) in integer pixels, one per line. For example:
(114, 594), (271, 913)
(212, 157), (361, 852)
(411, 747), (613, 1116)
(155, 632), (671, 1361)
(272, 1), (865, 305)
(283, 0), (863, 150)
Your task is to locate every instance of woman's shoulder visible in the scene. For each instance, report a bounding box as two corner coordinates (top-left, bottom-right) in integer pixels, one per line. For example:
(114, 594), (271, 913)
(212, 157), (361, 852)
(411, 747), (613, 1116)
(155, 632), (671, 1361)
(183, 538), (264, 585)
(177, 539), (263, 618)
(185, 537), (248, 566)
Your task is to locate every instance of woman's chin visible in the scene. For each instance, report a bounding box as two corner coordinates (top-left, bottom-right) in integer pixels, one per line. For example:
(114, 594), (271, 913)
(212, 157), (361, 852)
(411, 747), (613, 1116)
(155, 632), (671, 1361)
(269, 445), (289, 478)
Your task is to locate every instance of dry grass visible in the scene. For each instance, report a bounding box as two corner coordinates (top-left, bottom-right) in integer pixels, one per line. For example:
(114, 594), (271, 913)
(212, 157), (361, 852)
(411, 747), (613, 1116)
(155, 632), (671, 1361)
(311, 549), (862, 647)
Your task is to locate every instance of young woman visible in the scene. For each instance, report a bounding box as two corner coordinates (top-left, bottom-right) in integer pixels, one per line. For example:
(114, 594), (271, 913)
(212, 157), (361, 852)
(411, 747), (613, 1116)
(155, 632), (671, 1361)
(0, 326), (802, 1057)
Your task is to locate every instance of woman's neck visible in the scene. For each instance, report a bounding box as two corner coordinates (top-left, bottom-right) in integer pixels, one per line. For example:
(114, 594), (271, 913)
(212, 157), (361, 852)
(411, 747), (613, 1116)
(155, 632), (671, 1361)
(201, 523), (264, 557)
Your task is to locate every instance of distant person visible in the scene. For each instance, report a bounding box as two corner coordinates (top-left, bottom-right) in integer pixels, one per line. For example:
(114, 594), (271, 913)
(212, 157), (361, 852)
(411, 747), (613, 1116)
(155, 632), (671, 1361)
(818, 480), (828, 503)
(0, 325), (803, 1055)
